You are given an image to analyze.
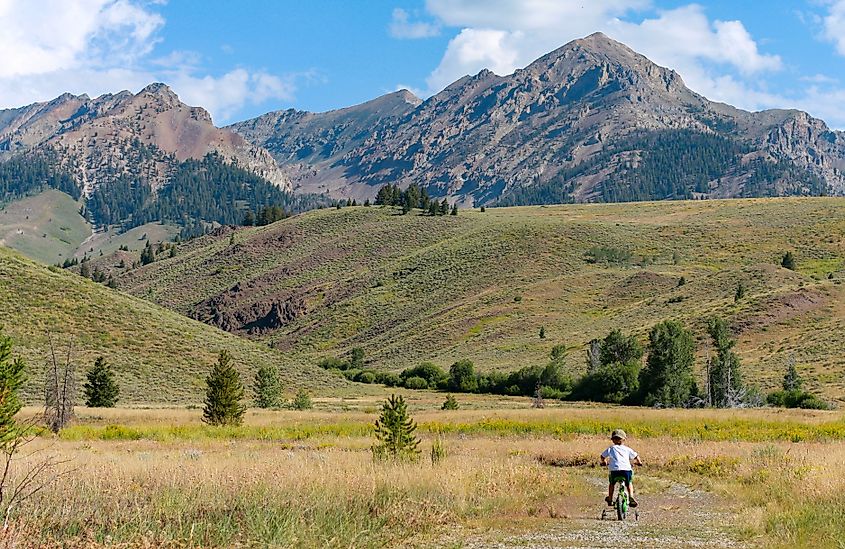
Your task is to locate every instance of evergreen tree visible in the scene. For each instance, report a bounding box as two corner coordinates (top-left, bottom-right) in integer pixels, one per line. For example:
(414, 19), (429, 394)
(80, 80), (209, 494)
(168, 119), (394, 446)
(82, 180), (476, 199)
(441, 394), (459, 410)
(253, 365), (282, 409)
(79, 258), (92, 278)
(349, 347), (365, 369)
(420, 188), (431, 211)
(439, 198), (449, 216)
(391, 185), (402, 206)
(375, 185), (393, 206)
(539, 326), (546, 339)
(242, 210), (255, 226)
(639, 320), (696, 407)
(782, 357), (803, 392)
(83, 356), (119, 407)
(140, 241), (155, 266)
(450, 204), (458, 216)
(706, 317), (743, 407)
(364, 199), (371, 207)
(734, 282), (746, 302)
(202, 350), (246, 426)
(0, 327), (26, 442)
(781, 251), (796, 270)
(372, 394), (420, 461)
(428, 201), (438, 216)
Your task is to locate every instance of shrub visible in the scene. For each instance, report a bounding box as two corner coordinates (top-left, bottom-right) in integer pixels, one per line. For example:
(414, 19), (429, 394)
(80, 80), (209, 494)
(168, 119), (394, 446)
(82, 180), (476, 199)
(376, 372), (401, 387)
(585, 246), (632, 265)
(403, 376), (429, 390)
(430, 435), (447, 465)
(400, 362), (447, 387)
(767, 389), (830, 410)
(781, 251), (796, 271)
(355, 371), (377, 384)
(292, 389), (312, 410)
(83, 356), (119, 408)
(571, 362), (639, 404)
(372, 394), (420, 461)
(203, 351), (246, 426)
(317, 357), (349, 370)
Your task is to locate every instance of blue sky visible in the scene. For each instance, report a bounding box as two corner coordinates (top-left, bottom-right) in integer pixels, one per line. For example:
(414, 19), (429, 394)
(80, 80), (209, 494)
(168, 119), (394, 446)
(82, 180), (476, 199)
(1, 1), (845, 128)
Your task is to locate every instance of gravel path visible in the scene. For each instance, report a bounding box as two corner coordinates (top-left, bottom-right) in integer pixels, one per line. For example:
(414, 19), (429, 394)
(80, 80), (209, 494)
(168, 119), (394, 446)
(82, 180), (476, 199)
(445, 476), (746, 549)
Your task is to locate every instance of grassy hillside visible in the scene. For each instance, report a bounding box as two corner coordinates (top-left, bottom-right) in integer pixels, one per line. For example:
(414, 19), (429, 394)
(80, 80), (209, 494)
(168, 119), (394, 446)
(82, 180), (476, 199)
(0, 190), (90, 264)
(119, 199), (845, 400)
(0, 246), (344, 404)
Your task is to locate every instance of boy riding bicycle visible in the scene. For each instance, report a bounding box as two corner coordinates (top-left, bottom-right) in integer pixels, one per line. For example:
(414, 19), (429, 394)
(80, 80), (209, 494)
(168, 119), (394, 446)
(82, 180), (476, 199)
(600, 429), (642, 507)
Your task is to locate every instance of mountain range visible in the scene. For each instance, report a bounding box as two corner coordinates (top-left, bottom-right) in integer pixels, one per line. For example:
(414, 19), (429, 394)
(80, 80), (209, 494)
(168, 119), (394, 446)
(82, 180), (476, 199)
(2, 32), (845, 231)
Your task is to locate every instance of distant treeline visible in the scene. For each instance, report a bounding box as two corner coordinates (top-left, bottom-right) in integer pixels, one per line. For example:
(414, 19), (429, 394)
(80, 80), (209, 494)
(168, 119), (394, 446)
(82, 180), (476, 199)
(0, 150), (79, 203)
(320, 320), (828, 409)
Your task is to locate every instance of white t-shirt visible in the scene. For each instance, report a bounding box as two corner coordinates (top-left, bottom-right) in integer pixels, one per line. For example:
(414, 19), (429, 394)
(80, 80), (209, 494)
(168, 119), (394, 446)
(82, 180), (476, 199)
(601, 444), (638, 471)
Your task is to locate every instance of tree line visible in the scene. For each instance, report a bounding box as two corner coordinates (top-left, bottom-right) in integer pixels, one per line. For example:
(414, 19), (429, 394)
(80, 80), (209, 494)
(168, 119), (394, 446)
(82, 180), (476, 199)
(375, 183), (458, 215)
(322, 319), (827, 409)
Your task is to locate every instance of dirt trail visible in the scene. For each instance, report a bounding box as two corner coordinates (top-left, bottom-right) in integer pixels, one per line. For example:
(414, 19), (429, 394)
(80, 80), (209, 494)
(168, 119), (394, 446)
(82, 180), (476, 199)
(447, 475), (746, 549)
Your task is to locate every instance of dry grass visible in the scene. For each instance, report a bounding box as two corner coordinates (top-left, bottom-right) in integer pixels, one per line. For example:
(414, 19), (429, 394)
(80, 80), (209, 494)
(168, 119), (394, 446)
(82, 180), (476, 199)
(5, 404), (845, 547)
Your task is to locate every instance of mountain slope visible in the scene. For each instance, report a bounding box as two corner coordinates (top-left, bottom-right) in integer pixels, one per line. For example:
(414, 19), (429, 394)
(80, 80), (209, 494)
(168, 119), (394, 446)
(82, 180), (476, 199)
(0, 245), (343, 404)
(232, 33), (845, 205)
(0, 83), (289, 193)
(118, 199), (845, 401)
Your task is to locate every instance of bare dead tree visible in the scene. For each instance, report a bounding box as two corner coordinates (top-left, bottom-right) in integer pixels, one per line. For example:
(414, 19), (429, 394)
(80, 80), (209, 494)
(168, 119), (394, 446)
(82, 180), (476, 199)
(532, 381), (545, 409)
(44, 333), (76, 434)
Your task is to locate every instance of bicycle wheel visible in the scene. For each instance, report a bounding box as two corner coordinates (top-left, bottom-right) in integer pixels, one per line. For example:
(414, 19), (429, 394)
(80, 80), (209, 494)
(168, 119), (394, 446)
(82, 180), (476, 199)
(616, 482), (627, 520)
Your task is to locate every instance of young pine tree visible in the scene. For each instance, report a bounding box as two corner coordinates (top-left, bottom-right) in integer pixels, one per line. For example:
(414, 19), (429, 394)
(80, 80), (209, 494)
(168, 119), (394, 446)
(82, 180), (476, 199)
(372, 394), (420, 461)
(253, 364), (282, 409)
(639, 320), (696, 407)
(782, 357), (803, 392)
(441, 394), (459, 410)
(781, 251), (796, 271)
(0, 328), (26, 441)
(706, 317), (743, 407)
(202, 350), (246, 426)
(83, 357), (119, 407)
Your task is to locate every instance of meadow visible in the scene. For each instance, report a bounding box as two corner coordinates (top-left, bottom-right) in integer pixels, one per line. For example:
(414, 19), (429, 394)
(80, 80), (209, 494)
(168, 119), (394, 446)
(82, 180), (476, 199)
(7, 393), (845, 548)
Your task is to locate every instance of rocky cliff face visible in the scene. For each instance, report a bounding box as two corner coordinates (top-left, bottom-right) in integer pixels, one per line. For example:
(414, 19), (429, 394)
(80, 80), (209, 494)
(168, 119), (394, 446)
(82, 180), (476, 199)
(0, 83), (290, 195)
(232, 33), (845, 204)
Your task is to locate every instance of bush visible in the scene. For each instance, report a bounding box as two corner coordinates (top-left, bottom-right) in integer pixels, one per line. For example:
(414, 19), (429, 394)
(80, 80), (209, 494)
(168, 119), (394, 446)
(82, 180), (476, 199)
(571, 362), (639, 404)
(355, 371), (377, 384)
(376, 372), (401, 387)
(539, 386), (566, 400)
(767, 389), (830, 410)
(585, 246), (632, 265)
(403, 376), (429, 390)
(292, 389), (312, 410)
(317, 356), (350, 371)
(400, 362), (447, 387)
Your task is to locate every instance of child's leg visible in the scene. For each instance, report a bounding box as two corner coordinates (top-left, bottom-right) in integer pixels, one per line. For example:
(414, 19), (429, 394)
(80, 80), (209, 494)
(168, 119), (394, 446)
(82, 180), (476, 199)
(607, 482), (614, 500)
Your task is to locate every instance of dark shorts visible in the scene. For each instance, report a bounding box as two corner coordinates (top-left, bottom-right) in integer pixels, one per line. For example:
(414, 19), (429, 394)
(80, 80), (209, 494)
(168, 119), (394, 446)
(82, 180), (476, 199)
(609, 470), (633, 485)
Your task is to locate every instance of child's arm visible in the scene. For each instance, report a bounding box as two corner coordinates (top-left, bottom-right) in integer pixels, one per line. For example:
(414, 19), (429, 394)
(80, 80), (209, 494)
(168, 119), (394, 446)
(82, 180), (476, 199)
(600, 454), (608, 466)
(633, 455), (643, 466)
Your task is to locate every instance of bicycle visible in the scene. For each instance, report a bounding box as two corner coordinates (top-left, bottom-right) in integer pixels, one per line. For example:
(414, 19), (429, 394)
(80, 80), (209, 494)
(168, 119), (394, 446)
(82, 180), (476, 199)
(601, 476), (639, 521)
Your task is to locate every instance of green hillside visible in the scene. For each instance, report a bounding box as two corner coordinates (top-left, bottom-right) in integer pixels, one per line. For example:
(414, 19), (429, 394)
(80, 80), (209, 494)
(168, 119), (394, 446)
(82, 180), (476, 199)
(0, 246), (343, 404)
(119, 199), (845, 401)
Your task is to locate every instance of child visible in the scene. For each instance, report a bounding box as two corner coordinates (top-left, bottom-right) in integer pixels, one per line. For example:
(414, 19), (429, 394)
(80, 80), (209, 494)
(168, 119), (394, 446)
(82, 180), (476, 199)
(600, 429), (642, 507)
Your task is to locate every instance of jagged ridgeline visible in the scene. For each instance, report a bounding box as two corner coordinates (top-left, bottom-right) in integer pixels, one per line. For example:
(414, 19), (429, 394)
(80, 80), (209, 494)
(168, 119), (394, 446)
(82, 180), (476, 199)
(86, 148), (328, 231)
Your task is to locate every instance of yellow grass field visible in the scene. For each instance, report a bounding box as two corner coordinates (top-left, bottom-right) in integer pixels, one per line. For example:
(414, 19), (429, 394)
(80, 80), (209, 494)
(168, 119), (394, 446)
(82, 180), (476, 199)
(7, 395), (845, 548)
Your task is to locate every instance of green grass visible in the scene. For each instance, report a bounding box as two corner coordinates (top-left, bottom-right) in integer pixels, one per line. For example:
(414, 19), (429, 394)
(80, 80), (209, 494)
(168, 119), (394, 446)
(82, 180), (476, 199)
(0, 246), (345, 404)
(0, 190), (90, 264)
(118, 199), (845, 401)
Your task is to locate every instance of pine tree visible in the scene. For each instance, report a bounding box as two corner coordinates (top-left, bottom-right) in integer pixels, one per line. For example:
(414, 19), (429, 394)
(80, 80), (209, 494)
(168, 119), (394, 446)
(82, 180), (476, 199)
(428, 201), (438, 216)
(706, 317), (743, 407)
(639, 320), (696, 407)
(364, 199), (371, 207)
(781, 251), (796, 271)
(0, 327), (26, 441)
(441, 394), (459, 410)
(439, 198), (449, 216)
(450, 204), (458, 216)
(372, 394), (420, 461)
(140, 241), (155, 266)
(253, 365), (282, 409)
(83, 356), (119, 407)
(734, 282), (745, 302)
(242, 210), (255, 226)
(782, 357), (803, 392)
(539, 326), (546, 339)
(202, 350), (246, 426)
(79, 258), (92, 278)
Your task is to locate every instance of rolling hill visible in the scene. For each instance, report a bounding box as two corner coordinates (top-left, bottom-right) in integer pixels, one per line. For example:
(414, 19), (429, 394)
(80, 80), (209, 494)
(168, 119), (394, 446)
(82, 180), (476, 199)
(117, 199), (845, 401)
(231, 33), (845, 205)
(0, 245), (344, 404)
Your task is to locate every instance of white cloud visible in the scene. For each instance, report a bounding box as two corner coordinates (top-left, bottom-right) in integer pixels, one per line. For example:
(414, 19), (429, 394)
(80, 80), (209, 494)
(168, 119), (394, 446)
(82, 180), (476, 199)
(0, 0), (296, 123)
(389, 8), (440, 39)
(823, 0), (845, 55)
